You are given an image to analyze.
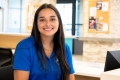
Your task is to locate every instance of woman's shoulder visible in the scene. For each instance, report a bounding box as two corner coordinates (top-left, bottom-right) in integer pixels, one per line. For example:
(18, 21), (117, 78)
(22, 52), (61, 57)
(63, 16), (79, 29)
(16, 36), (35, 49)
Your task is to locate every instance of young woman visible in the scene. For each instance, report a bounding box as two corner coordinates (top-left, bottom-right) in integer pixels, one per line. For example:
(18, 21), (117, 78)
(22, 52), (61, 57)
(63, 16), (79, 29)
(13, 3), (75, 80)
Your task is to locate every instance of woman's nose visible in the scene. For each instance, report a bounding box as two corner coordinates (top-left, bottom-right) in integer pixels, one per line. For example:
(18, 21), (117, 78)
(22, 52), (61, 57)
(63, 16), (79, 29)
(46, 21), (51, 26)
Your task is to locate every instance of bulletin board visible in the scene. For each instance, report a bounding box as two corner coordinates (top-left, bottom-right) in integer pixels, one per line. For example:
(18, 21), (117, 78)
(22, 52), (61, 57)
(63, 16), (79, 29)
(88, 0), (110, 34)
(26, 4), (41, 32)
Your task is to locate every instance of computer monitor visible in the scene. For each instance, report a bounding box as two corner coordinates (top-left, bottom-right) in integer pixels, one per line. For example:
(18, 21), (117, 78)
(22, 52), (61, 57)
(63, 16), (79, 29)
(104, 50), (120, 72)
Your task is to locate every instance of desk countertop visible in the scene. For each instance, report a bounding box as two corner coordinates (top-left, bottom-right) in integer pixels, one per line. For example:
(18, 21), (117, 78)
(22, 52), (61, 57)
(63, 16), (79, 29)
(101, 68), (120, 76)
(101, 68), (120, 80)
(72, 55), (104, 78)
(73, 61), (104, 78)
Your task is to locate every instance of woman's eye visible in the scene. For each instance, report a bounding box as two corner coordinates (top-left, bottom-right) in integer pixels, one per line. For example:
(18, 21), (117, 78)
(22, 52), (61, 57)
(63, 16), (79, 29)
(40, 19), (44, 22)
(51, 18), (55, 21)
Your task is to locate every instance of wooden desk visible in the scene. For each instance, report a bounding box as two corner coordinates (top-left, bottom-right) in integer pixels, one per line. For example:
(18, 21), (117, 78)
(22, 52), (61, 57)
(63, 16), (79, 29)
(0, 33), (30, 49)
(0, 33), (75, 51)
(75, 75), (100, 80)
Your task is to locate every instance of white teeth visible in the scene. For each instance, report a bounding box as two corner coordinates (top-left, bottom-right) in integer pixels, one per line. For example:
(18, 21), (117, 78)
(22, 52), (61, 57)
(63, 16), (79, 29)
(44, 28), (52, 30)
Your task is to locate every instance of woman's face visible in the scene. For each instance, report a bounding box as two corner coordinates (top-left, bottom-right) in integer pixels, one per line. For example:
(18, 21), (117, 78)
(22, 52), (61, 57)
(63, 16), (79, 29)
(37, 8), (59, 37)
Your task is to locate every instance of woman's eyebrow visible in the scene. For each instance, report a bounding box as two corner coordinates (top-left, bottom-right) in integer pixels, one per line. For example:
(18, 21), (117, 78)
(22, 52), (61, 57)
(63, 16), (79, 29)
(38, 16), (56, 19)
(50, 16), (56, 18)
(38, 16), (44, 19)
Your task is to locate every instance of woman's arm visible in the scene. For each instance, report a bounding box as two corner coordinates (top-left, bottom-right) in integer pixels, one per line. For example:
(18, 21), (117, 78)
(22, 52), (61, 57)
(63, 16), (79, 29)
(68, 74), (75, 80)
(14, 70), (30, 80)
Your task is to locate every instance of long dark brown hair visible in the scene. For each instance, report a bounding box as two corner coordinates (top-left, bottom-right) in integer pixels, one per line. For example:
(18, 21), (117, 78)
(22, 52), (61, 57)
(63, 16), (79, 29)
(31, 3), (70, 80)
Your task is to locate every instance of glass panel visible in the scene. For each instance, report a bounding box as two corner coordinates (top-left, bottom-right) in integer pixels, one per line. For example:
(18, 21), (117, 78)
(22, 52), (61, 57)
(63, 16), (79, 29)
(0, 0), (6, 32)
(75, 24), (82, 37)
(21, 9), (25, 33)
(0, 8), (2, 32)
(75, 0), (83, 37)
(8, 9), (20, 32)
(9, 0), (20, 8)
(56, 3), (72, 36)
(21, 0), (25, 33)
(22, 0), (25, 9)
(8, 0), (26, 33)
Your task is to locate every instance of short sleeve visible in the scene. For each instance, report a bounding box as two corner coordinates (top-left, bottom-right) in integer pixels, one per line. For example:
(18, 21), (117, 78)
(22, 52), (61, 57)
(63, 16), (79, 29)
(13, 41), (31, 71)
(65, 44), (75, 74)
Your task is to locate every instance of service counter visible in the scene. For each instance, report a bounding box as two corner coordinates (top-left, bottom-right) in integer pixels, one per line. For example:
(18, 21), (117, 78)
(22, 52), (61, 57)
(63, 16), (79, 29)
(101, 68), (120, 80)
(0, 32), (75, 53)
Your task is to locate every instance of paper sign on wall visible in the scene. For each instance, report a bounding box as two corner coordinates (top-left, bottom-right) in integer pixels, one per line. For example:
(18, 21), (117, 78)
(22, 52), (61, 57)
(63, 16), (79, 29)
(90, 7), (96, 17)
(102, 2), (109, 11)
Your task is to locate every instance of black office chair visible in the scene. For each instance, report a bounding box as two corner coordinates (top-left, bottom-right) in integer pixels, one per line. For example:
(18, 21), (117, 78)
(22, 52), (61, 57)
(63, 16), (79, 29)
(0, 47), (13, 67)
(0, 65), (14, 80)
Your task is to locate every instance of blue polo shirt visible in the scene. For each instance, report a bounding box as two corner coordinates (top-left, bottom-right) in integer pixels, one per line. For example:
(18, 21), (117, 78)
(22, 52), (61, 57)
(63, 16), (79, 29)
(13, 36), (75, 80)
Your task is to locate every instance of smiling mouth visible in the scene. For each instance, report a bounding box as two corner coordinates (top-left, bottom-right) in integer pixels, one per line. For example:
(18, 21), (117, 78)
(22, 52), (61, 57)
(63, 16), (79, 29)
(44, 28), (53, 31)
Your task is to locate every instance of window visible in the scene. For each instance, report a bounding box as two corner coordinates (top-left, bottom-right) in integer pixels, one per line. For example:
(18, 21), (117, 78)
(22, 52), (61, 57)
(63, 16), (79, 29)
(8, 0), (25, 33)
(56, 0), (83, 37)
(75, 0), (83, 37)
(56, 3), (72, 36)
(0, 0), (83, 36)
(0, 0), (25, 33)
(0, 0), (6, 32)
